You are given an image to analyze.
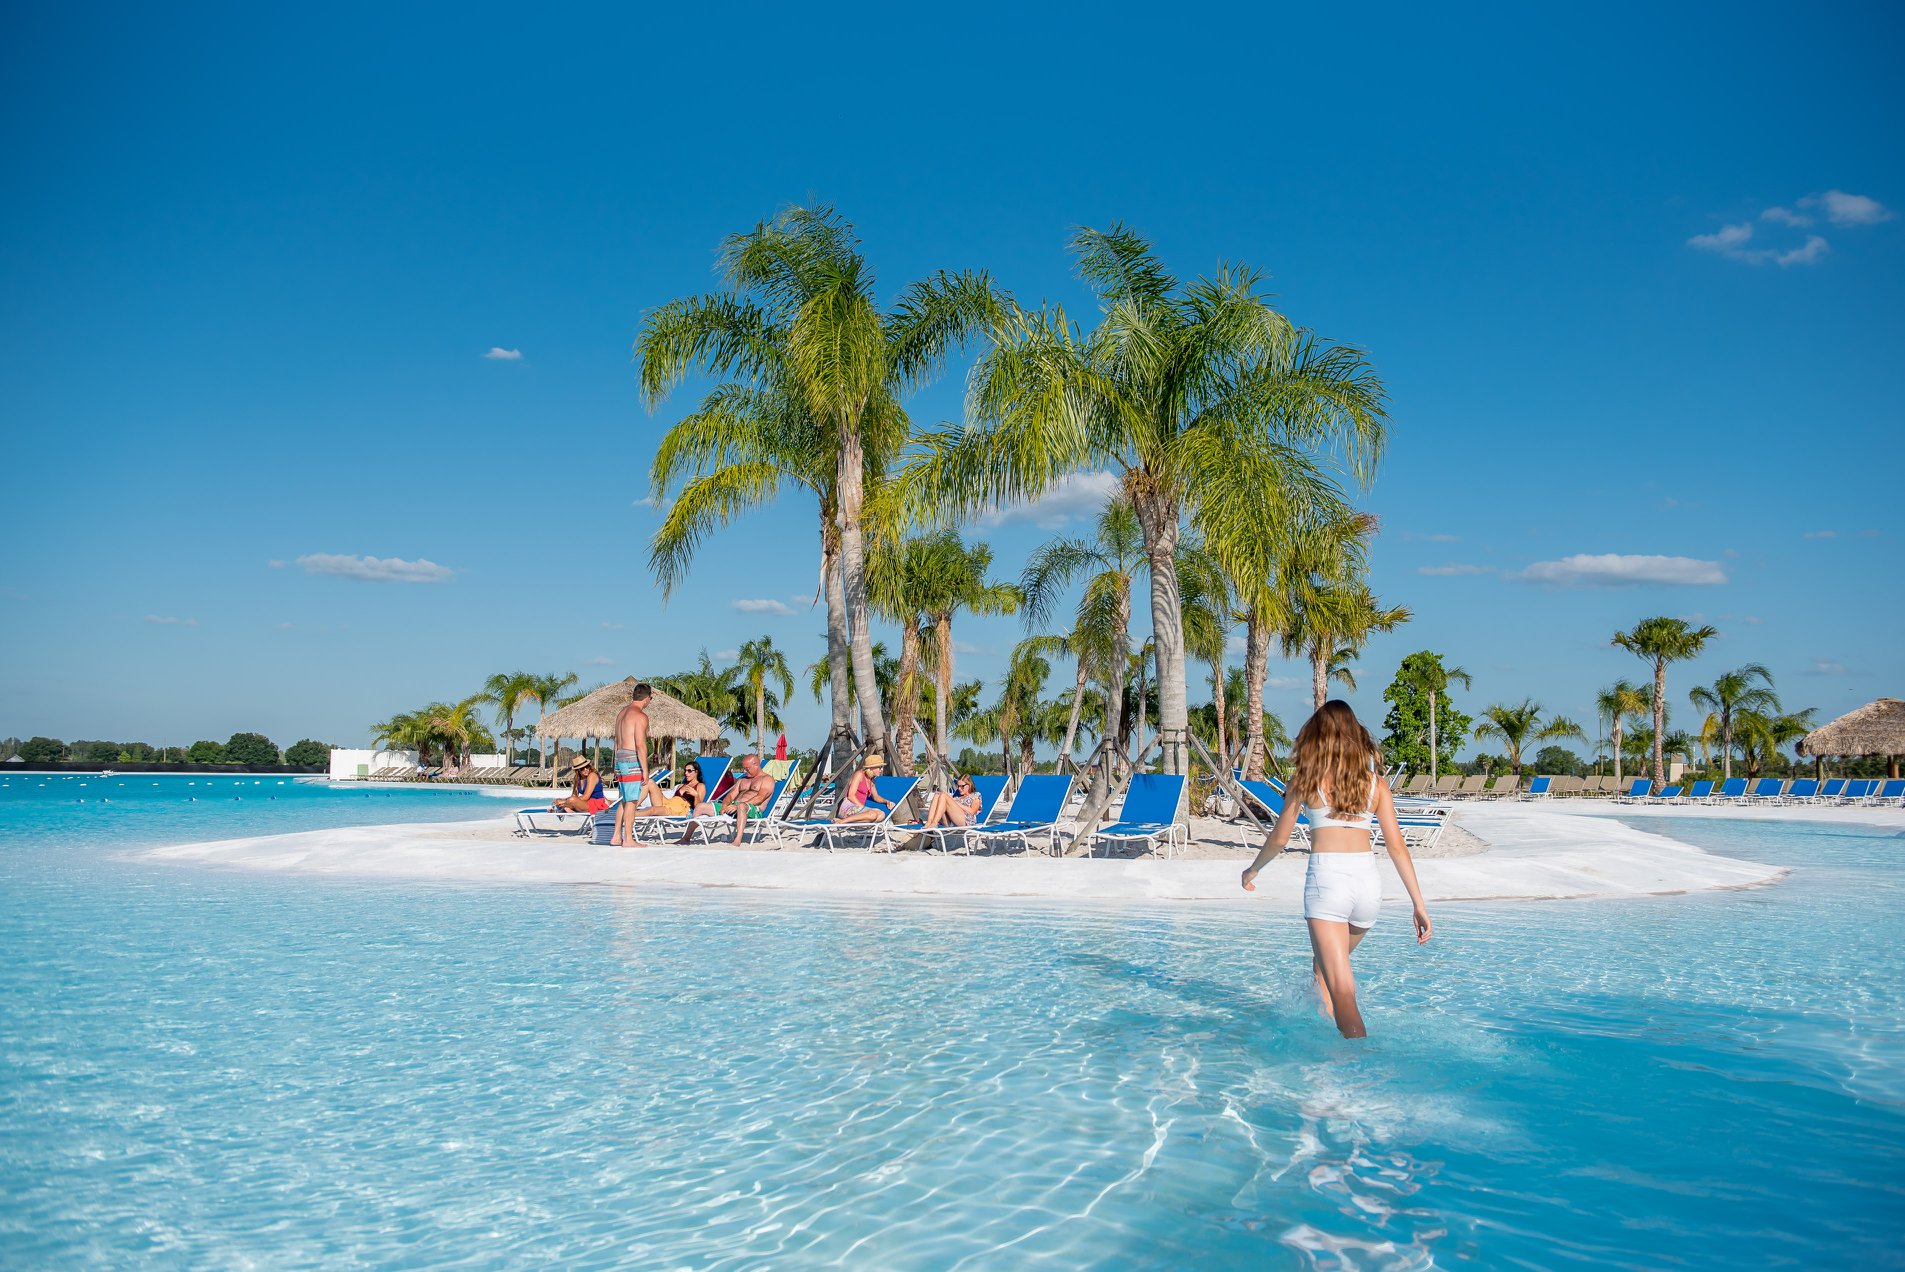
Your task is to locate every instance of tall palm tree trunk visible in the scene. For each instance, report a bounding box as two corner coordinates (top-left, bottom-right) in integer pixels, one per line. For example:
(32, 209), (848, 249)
(1612, 720), (1624, 785)
(1059, 657), (1088, 765)
(1136, 497), (1188, 775)
(821, 537), (852, 738)
(1211, 654), (1229, 769)
(892, 625), (920, 776)
(1242, 616), (1271, 780)
(1428, 691), (1439, 779)
(1721, 716), (1732, 782)
(1106, 589), (1130, 770)
(934, 615), (953, 785)
(1310, 639), (1329, 712)
(1651, 658), (1667, 788)
(755, 683), (766, 759)
(836, 436), (889, 763)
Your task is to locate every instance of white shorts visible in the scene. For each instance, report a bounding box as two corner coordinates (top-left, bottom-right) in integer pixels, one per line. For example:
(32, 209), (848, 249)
(1304, 852), (1381, 929)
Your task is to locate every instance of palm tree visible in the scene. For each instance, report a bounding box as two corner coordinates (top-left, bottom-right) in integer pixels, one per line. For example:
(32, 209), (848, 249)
(911, 226), (1387, 774)
(427, 696), (495, 769)
(1595, 680), (1651, 784)
(1276, 511), (1411, 712)
(370, 708), (432, 762)
(734, 636), (794, 758)
(920, 535), (1019, 782)
(481, 671), (537, 765)
(1688, 664), (1777, 782)
(1020, 494), (1146, 772)
(1405, 655), (1471, 779)
(959, 644), (1052, 777)
(639, 205), (1001, 768)
(1613, 617), (1719, 788)
(1735, 707), (1817, 778)
(1472, 700), (1588, 777)
(1176, 537), (1236, 767)
(526, 672), (578, 775)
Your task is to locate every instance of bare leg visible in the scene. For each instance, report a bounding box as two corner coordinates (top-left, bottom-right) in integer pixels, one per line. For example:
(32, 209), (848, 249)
(1307, 919), (1370, 1039)
(614, 795), (635, 846)
(729, 803), (750, 846)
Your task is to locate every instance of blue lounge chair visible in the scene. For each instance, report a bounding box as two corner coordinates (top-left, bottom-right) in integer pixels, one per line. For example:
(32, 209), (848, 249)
(680, 769), (798, 846)
(777, 775), (919, 851)
(612, 757), (735, 843)
(1078, 773), (1189, 859)
(878, 774), (1010, 853)
(961, 774), (1074, 856)
(1785, 778), (1820, 805)
(1617, 778), (1653, 803)
(1820, 778), (1847, 801)
(1523, 776), (1553, 799)
(1713, 778), (1748, 805)
(1647, 784), (1684, 803)
(1878, 779), (1905, 807)
(1685, 779), (1715, 803)
(1838, 779), (1870, 804)
(1749, 778), (1787, 804)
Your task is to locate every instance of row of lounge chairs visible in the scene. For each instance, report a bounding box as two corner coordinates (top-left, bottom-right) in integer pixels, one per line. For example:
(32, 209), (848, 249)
(364, 765), (554, 784)
(1607, 776), (1905, 806)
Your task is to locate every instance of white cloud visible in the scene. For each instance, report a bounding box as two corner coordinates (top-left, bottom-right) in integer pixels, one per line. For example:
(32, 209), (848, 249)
(585, 655), (616, 666)
(273, 622), (295, 631)
(1689, 222), (1754, 254)
(1762, 206), (1812, 227)
(296, 553), (454, 584)
(1688, 221), (1828, 267)
(1265, 676), (1305, 690)
(632, 496), (670, 512)
(981, 471), (1121, 530)
(1225, 633), (1247, 656)
(600, 621), (624, 630)
(1417, 563), (1496, 577)
(266, 559), (286, 569)
(1516, 553), (1727, 587)
(482, 347), (523, 361)
(732, 598), (795, 616)
(144, 615), (197, 626)
(952, 640), (985, 656)
(1774, 235), (1830, 266)
(1857, 528), (1880, 539)
(1802, 530), (1836, 540)
(713, 648), (739, 661)
(1804, 190), (1892, 227)
(1808, 657), (1849, 676)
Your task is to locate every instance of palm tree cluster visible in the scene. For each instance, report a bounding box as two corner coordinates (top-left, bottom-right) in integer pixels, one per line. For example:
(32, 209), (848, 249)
(638, 205), (1403, 786)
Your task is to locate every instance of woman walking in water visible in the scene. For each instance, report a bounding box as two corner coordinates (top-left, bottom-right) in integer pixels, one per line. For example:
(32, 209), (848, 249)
(1241, 700), (1433, 1038)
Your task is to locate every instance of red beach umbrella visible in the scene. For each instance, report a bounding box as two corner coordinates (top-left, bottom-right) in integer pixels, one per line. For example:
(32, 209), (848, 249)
(774, 734), (788, 761)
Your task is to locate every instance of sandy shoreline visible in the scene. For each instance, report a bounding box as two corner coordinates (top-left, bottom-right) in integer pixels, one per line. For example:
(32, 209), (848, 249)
(127, 796), (1888, 907)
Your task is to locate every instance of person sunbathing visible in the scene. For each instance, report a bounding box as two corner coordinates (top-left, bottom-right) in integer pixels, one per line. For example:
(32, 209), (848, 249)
(920, 774), (983, 828)
(679, 753), (778, 846)
(833, 754), (895, 823)
(626, 761), (707, 823)
(550, 757), (609, 814)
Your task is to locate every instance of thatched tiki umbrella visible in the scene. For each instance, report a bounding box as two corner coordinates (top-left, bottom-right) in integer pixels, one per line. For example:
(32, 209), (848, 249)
(1798, 697), (1905, 779)
(535, 678), (724, 788)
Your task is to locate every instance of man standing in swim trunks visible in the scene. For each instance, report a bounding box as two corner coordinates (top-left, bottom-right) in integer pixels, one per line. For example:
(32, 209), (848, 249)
(679, 752), (778, 846)
(610, 682), (653, 847)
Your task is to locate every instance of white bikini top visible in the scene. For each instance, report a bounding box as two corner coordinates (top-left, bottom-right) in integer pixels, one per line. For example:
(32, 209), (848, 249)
(1304, 776), (1378, 830)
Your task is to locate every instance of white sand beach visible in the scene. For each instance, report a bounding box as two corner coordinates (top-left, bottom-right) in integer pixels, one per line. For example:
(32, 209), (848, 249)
(130, 796), (1893, 907)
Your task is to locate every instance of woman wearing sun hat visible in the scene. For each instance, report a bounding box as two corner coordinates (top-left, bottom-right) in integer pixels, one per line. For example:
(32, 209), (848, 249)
(832, 752), (897, 824)
(550, 756), (611, 814)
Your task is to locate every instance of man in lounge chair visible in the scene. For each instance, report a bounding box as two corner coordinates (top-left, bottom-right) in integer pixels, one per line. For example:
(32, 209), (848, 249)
(610, 683), (654, 848)
(681, 752), (777, 846)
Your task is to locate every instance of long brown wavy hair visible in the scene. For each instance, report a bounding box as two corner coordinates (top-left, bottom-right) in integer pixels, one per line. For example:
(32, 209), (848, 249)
(1288, 700), (1381, 814)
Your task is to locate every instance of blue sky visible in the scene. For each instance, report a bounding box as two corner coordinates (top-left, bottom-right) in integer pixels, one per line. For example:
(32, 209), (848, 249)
(2, 1), (1899, 754)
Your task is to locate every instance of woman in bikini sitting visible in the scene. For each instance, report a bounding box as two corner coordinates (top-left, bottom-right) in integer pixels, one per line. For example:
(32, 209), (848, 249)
(1240, 700), (1432, 1039)
(832, 753), (895, 823)
(550, 757), (610, 814)
(627, 760), (707, 821)
(920, 773), (983, 829)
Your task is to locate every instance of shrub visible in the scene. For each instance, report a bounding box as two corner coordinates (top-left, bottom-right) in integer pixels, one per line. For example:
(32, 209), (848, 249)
(223, 733), (280, 767)
(283, 739), (330, 767)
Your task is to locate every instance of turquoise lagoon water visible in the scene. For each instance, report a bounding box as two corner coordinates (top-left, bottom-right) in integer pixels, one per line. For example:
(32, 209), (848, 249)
(2, 775), (1902, 1268)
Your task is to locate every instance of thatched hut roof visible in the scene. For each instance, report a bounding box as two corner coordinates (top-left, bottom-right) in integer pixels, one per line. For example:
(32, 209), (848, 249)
(535, 678), (723, 743)
(1797, 697), (1905, 757)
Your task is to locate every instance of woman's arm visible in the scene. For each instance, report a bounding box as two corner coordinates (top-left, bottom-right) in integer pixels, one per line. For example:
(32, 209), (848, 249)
(1240, 798), (1300, 890)
(1374, 785), (1432, 944)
